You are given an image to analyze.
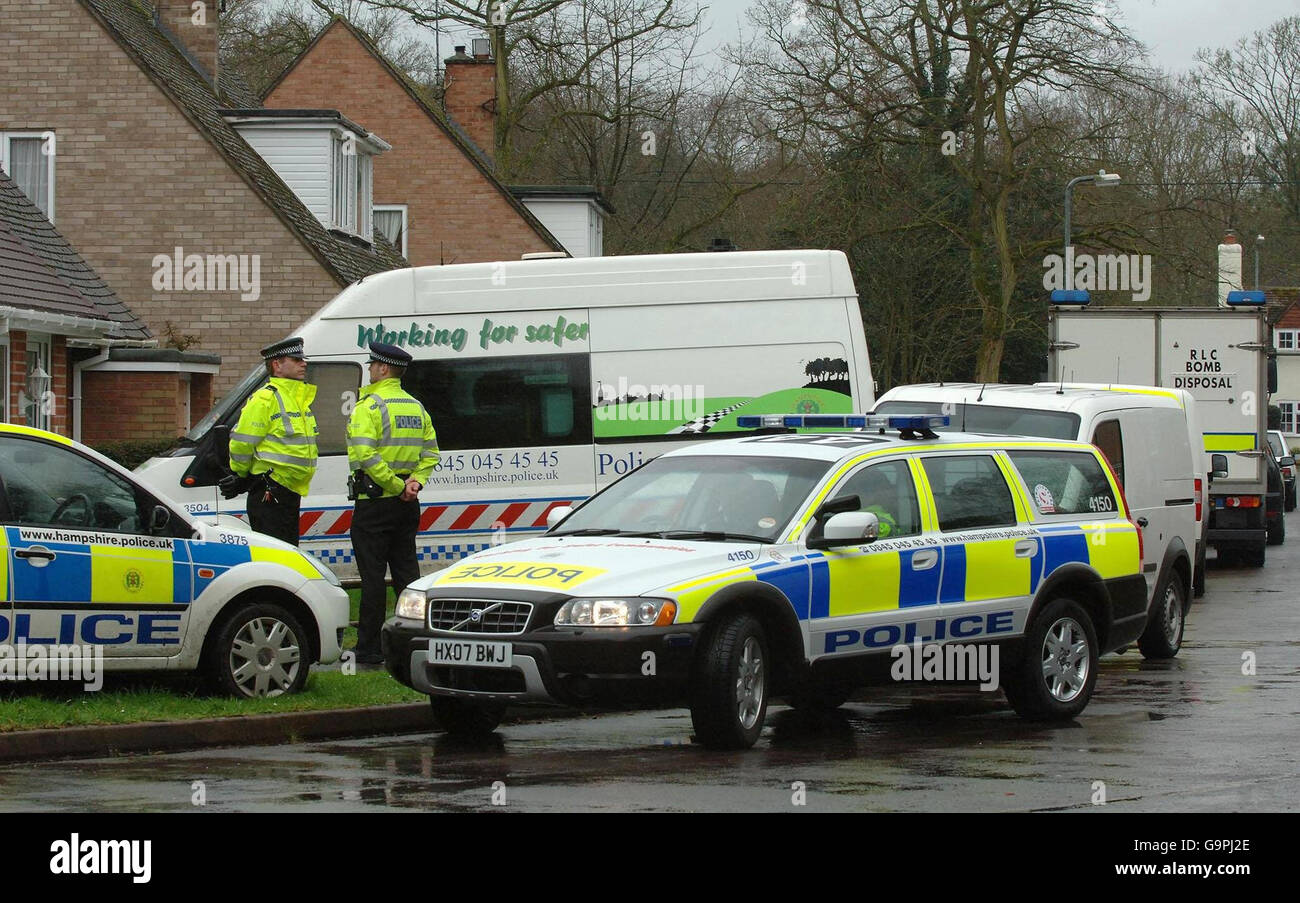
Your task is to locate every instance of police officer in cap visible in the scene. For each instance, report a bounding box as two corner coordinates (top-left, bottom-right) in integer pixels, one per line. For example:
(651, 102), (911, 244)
(220, 337), (318, 546)
(347, 341), (440, 664)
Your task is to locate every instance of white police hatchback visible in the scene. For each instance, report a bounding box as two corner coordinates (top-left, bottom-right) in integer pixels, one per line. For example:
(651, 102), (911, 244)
(383, 415), (1147, 748)
(0, 424), (348, 696)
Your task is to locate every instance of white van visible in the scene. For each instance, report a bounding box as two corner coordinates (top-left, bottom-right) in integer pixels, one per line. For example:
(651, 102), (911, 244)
(135, 250), (873, 580)
(872, 383), (1203, 658)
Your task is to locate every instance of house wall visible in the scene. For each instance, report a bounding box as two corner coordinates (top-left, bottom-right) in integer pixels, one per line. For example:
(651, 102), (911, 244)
(266, 21), (555, 268)
(1, 0), (345, 415)
(4, 331), (69, 436)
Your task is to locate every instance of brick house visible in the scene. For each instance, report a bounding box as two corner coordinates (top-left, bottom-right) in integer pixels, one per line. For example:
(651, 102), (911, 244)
(0, 171), (187, 443)
(1, 0), (405, 443)
(262, 17), (570, 266)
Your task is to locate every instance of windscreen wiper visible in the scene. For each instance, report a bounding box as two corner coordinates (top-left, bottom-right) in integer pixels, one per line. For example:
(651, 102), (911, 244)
(549, 528), (624, 536)
(649, 530), (771, 543)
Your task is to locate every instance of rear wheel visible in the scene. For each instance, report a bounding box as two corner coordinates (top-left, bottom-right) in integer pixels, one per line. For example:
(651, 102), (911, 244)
(690, 614), (769, 749)
(429, 697), (507, 735)
(1243, 543), (1266, 568)
(1268, 512), (1285, 546)
(1002, 597), (1098, 721)
(1192, 543), (1206, 598)
(1138, 574), (1185, 659)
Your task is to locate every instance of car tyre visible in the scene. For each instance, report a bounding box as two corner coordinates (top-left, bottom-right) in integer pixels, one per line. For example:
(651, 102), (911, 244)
(690, 614), (769, 749)
(429, 697), (507, 735)
(207, 602), (311, 698)
(1192, 543), (1206, 598)
(1002, 597), (1098, 721)
(1137, 573), (1185, 659)
(1243, 543), (1266, 568)
(1268, 512), (1285, 546)
(1286, 484), (1296, 513)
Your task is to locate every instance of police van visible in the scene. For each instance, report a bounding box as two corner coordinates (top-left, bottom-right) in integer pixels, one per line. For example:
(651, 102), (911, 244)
(381, 414), (1146, 749)
(874, 384), (1204, 658)
(0, 423), (348, 696)
(135, 251), (873, 580)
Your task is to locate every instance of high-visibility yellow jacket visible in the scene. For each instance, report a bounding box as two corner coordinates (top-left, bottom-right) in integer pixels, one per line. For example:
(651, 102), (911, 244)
(228, 377), (319, 496)
(346, 378), (439, 498)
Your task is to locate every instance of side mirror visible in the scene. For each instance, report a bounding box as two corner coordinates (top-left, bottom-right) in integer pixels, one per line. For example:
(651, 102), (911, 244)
(150, 504), (171, 534)
(181, 424), (232, 489)
(809, 511), (879, 550)
(1281, 456), (1295, 468)
(546, 505), (574, 530)
(1210, 454), (1229, 480)
(815, 494), (861, 520)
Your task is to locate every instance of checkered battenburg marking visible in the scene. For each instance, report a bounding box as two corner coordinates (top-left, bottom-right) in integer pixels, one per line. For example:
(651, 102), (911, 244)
(668, 400), (751, 435)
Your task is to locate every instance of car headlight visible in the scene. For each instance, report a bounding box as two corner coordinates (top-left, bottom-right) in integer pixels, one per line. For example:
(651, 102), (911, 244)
(554, 598), (676, 627)
(306, 553), (342, 587)
(396, 588), (429, 621)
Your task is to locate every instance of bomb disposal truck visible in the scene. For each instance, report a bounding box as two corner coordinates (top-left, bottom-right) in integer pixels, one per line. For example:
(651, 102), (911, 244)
(1048, 304), (1274, 567)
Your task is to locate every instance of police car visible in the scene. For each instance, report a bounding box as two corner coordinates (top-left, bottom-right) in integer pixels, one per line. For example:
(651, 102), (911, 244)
(382, 415), (1147, 748)
(0, 424), (348, 696)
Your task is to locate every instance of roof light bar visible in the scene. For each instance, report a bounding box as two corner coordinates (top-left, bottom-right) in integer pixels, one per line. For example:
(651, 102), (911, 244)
(735, 414), (949, 431)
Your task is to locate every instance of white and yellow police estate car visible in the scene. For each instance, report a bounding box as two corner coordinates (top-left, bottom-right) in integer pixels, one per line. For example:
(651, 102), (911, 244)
(0, 424), (348, 696)
(382, 415), (1148, 748)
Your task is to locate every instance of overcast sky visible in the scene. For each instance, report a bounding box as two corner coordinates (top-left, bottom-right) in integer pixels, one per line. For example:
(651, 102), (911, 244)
(698, 0), (1298, 72)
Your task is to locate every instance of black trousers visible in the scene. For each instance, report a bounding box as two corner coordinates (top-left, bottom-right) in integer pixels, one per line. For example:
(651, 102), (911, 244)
(246, 478), (301, 546)
(352, 496), (420, 658)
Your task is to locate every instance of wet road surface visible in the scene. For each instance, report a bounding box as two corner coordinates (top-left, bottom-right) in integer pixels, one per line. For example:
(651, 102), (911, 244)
(1, 522), (1297, 812)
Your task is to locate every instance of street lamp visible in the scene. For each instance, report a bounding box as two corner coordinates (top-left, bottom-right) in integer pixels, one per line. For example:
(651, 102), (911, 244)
(1064, 169), (1122, 255)
(1255, 234), (1264, 290)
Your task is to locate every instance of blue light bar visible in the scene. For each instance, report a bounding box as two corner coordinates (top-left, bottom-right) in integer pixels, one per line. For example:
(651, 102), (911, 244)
(1225, 290), (1266, 306)
(880, 415), (950, 431)
(1049, 289), (1091, 305)
(736, 414), (869, 429)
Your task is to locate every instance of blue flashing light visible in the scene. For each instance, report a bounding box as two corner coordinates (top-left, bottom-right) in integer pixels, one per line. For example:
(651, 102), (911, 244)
(882, 415), (950, 431)
(736, 414), (869, 430)
(1049, 289), (1092, 305)
(1225, 290), (1266, 306)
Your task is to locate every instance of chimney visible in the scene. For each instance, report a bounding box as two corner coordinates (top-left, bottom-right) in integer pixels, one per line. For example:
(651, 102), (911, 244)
(1217, 230), (1243, 309)
(443, 43), (496, 164)
(153, 0), (219, 85)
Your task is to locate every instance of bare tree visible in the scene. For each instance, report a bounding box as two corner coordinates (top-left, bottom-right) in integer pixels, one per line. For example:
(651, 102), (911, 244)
(741, 0), (1152, 380)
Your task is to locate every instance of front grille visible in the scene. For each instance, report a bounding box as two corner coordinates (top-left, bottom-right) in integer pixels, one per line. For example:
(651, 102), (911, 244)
(428, 599), (533, 634)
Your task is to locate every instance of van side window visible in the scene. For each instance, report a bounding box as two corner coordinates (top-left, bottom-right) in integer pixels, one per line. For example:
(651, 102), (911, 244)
(1091, 419), (1124, 488)
(920, 455), (1016, 531)
(1007, 451), (1118, 517)
(403, 354), (593, 451)
(307, 362), (363, 456)
(832, 460), (922, 538)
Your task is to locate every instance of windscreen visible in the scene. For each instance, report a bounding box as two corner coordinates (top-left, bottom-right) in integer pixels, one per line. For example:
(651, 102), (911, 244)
(873, 400), (1080, 440)
(554, 454), (832, 541)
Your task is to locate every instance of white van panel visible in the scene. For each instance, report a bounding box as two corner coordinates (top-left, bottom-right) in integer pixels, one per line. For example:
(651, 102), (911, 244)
(1053, 319), (1156, 384)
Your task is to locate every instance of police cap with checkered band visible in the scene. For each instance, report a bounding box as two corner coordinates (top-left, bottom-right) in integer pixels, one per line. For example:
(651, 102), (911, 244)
(367, 341), (413, 367)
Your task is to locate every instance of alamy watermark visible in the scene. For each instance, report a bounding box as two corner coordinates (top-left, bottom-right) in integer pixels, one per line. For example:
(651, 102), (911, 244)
(594, 377), (705, 423)
(890, 639), (999, 691)
(0, 643), (104, 691)
(151, 246), (261, 302)
(1042, 246), (1152, 302)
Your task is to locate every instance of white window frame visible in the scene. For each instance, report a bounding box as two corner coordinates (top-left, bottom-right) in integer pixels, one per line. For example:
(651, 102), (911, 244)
(331, 132), (357, 233)
(358, 155), (373, 241)
(1278, 401), (1299, 435)
(1275, 328), (1299, 353)
(374, 204), (408, 257)
(1, 130), (56, 221)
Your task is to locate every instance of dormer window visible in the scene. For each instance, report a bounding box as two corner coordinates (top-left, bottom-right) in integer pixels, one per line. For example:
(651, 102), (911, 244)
(224, 110), (388, 243)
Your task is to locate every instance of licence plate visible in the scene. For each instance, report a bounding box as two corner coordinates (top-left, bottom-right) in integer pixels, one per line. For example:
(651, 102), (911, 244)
(428, 638), (513, 668)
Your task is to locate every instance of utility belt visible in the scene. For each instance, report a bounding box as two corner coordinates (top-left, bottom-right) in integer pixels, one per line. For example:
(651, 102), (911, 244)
(348, 471), (412, 501)
(256, 472), (300, 506)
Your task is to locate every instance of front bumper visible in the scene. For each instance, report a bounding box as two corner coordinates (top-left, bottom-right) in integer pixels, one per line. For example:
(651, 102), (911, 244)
(301, 579), (349, 664)
(381, 617), (702, 707)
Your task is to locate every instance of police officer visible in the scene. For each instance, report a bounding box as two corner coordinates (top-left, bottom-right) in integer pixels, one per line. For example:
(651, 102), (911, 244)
(347, 341), (440, 664)
(220, 337), (318, 546)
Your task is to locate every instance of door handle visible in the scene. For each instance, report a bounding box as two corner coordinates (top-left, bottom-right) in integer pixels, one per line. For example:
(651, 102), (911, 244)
(1014, 539), (1038, 558)
(15, 546), (55, 563)
(911, 549), (938, 570)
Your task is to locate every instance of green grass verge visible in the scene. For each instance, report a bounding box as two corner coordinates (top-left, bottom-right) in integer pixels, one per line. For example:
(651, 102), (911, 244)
(0, 588), (423, 733)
